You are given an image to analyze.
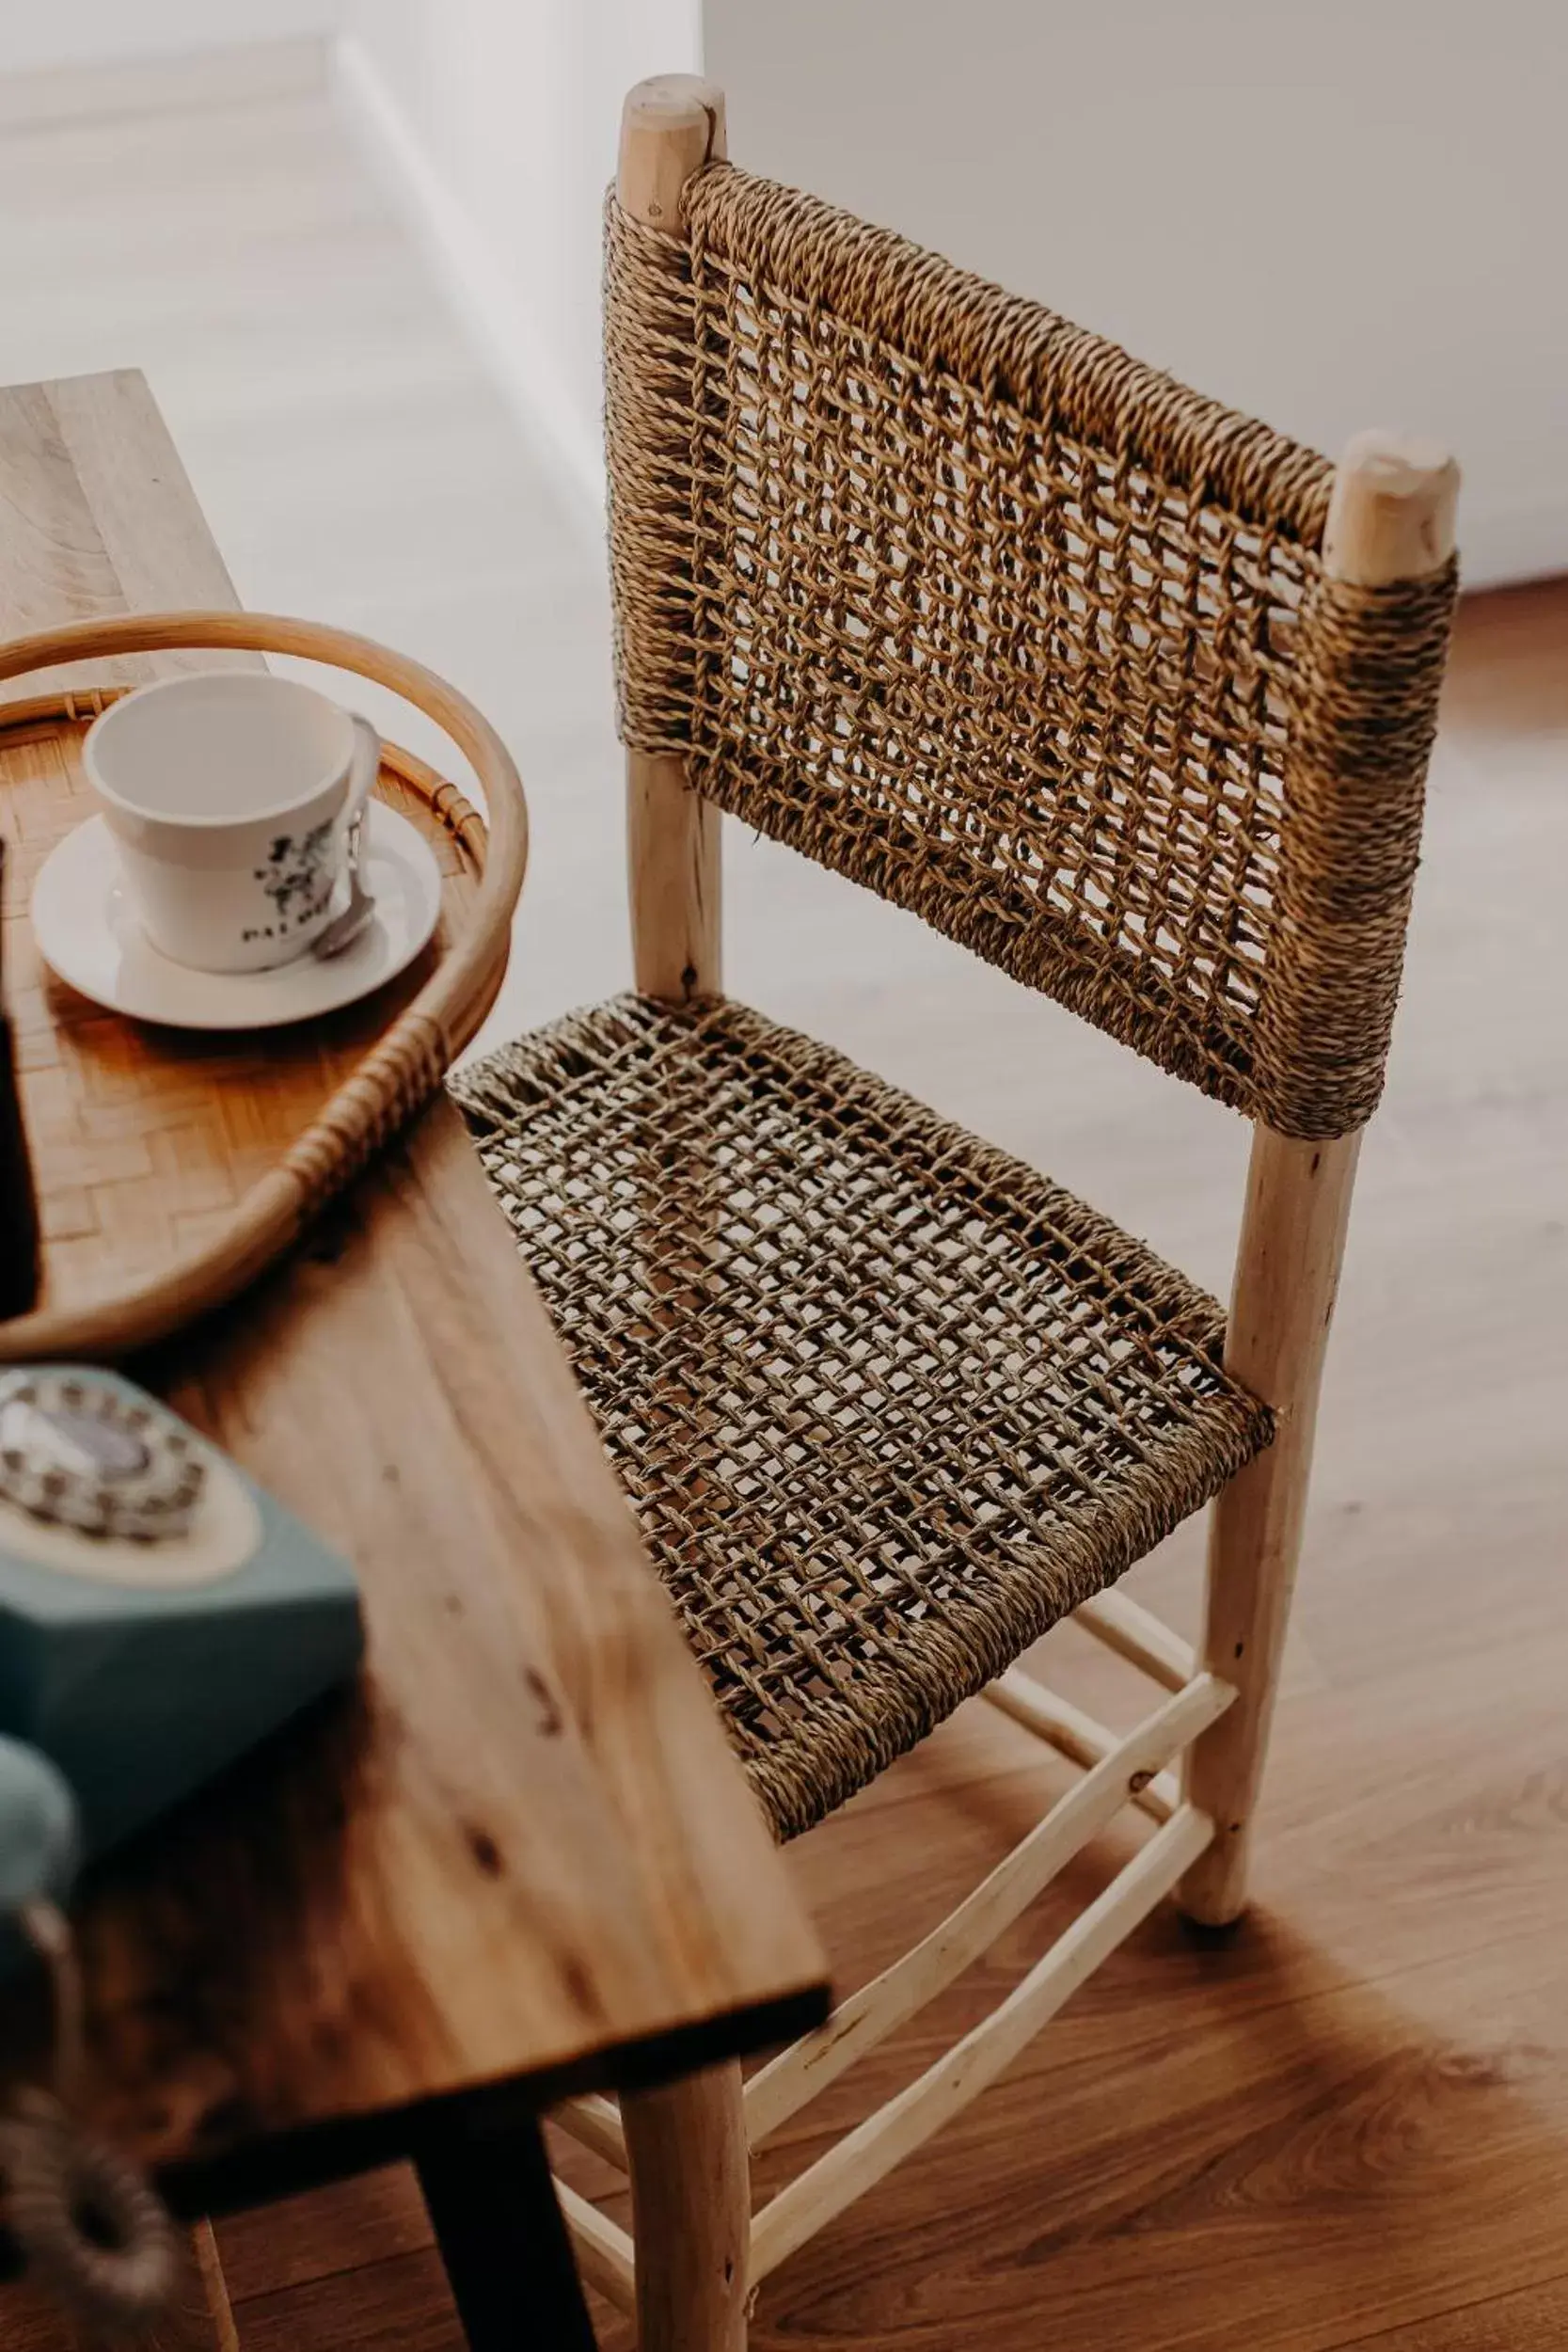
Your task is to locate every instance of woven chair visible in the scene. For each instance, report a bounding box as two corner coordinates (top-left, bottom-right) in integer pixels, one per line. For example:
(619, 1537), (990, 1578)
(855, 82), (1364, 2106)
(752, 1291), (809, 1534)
(451, 74), (1459, 2349)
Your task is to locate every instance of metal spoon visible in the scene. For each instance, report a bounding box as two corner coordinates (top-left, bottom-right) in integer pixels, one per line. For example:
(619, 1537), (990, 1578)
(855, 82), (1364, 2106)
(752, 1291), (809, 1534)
(310, 813), (375, 961)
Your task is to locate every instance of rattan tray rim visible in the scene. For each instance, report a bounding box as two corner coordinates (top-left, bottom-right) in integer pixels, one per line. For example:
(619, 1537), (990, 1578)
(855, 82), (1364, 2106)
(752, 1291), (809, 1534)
(0, 610), (529, 1364)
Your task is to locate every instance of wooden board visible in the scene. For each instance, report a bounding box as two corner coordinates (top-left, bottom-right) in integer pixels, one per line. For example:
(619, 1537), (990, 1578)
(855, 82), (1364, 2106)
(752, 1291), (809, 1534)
(1, 705), (472, 1314)
(0, 373), (248, 700)
(0, 372), (828, 2205)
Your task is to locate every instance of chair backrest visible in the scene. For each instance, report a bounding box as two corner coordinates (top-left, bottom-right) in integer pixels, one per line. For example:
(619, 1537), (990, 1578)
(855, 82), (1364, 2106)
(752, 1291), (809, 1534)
(605, 121), (1457, 1143)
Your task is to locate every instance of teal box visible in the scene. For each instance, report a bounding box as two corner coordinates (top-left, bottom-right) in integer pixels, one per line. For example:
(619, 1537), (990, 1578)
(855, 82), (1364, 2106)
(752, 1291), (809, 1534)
(0, 1367), (363, 1855)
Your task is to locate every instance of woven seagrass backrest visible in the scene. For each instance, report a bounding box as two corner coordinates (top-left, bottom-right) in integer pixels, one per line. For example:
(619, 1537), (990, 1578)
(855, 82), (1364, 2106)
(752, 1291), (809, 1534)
(604, 163), (1457, 1141)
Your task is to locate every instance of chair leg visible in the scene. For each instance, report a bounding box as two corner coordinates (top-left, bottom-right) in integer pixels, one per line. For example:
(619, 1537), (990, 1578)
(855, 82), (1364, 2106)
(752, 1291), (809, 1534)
(1184, 439), (1455, 1926)
(623, 2060), (749, 2352)
(1179, 1450), (1311, 1928)
(1180, 1127), (1360, 1927)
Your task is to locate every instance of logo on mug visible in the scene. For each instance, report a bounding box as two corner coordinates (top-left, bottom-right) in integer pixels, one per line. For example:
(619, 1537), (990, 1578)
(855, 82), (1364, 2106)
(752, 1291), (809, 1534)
(245, 818), (338, 946)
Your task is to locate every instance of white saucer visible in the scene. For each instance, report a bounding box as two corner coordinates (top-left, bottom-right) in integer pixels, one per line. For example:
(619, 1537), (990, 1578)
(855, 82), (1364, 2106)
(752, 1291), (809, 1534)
(31, 803), (443, 1031)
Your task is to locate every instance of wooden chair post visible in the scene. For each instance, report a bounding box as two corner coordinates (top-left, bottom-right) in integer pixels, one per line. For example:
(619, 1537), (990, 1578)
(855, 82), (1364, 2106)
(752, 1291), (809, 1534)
(1179, 431), (1460, 1927)
(623, 2060), (750, 2352)
(617, 74), (726, 1004)
(614, 87), (744, 2351)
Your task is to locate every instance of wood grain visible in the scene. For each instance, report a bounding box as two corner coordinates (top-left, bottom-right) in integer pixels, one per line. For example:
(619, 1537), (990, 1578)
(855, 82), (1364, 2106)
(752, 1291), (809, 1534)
(1335, 2279), (1568, 2351)
(0, 374), (245, 700)
(232, 2248), (465, 2352)
(738, 1924), (1568, 2352)
(0, 371), (827, 2206)
(623, 2064), (749, 2352)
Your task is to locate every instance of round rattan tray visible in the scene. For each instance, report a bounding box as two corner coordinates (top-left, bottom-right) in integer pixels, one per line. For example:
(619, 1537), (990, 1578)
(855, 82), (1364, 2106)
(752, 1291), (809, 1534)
(0, 611), (529, 1364)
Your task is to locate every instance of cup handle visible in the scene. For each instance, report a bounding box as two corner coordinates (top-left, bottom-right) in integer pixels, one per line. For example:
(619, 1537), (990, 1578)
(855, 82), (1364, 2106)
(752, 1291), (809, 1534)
(345, 713), (380, 831)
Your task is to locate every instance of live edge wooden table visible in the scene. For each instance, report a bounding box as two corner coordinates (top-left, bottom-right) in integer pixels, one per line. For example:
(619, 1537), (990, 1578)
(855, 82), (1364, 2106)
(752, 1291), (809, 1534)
(0, 371), (829, 2346)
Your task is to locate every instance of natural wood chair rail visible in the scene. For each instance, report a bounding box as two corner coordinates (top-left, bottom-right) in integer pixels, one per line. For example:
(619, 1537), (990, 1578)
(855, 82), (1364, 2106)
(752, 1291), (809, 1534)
(982, 1673), (1182, 1822)
(741, 1673), (1233, 2149)
(552, 1658), (1234, 2285)
(752, 1806), (1215, 2282)
(1071, 1590), (1197, 1692)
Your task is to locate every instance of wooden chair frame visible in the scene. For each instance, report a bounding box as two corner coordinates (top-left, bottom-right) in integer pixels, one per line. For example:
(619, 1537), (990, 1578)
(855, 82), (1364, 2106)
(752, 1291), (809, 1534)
(548, 74), (1458, 2350)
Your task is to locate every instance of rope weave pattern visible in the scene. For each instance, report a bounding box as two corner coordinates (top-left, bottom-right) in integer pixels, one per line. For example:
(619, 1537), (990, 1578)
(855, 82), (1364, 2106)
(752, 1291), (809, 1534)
(283, 1012), (449, 1212)
(453, 995), (1273, 1839)
(604, 167), (1457, 1138)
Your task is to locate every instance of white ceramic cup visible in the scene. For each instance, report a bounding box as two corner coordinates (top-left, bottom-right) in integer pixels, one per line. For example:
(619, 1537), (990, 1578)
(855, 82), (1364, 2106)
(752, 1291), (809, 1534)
(84, 672), (379, 975)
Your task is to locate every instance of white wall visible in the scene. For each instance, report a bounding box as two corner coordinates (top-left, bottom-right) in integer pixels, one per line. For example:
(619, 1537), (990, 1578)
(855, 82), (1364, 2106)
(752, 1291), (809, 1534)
(24, 0), (1550, 582)
(705, 0), (1568, 586)
(337, 0), (700, 515)
(0, 0), (343, 75)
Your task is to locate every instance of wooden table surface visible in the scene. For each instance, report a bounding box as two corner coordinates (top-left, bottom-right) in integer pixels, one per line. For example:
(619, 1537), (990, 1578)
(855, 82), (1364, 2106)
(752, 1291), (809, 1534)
(0, 370), (828, 2216)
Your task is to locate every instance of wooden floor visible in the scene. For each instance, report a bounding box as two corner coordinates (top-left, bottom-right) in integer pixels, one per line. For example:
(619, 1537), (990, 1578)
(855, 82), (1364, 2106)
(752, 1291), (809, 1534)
(1, 41), (1565, 2352)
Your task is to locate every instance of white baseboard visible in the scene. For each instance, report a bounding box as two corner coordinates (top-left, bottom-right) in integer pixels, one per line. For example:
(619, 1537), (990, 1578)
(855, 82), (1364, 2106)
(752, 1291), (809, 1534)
(330, 33), (606, 540)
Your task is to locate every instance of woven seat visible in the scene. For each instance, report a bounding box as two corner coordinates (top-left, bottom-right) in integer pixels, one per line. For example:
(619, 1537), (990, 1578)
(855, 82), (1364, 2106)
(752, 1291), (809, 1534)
(453, 993), (1272, 1840)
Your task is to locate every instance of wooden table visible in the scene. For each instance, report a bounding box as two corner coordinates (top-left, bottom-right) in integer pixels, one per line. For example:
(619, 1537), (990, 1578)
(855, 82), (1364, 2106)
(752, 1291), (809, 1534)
(0, 371), (828, 2343)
